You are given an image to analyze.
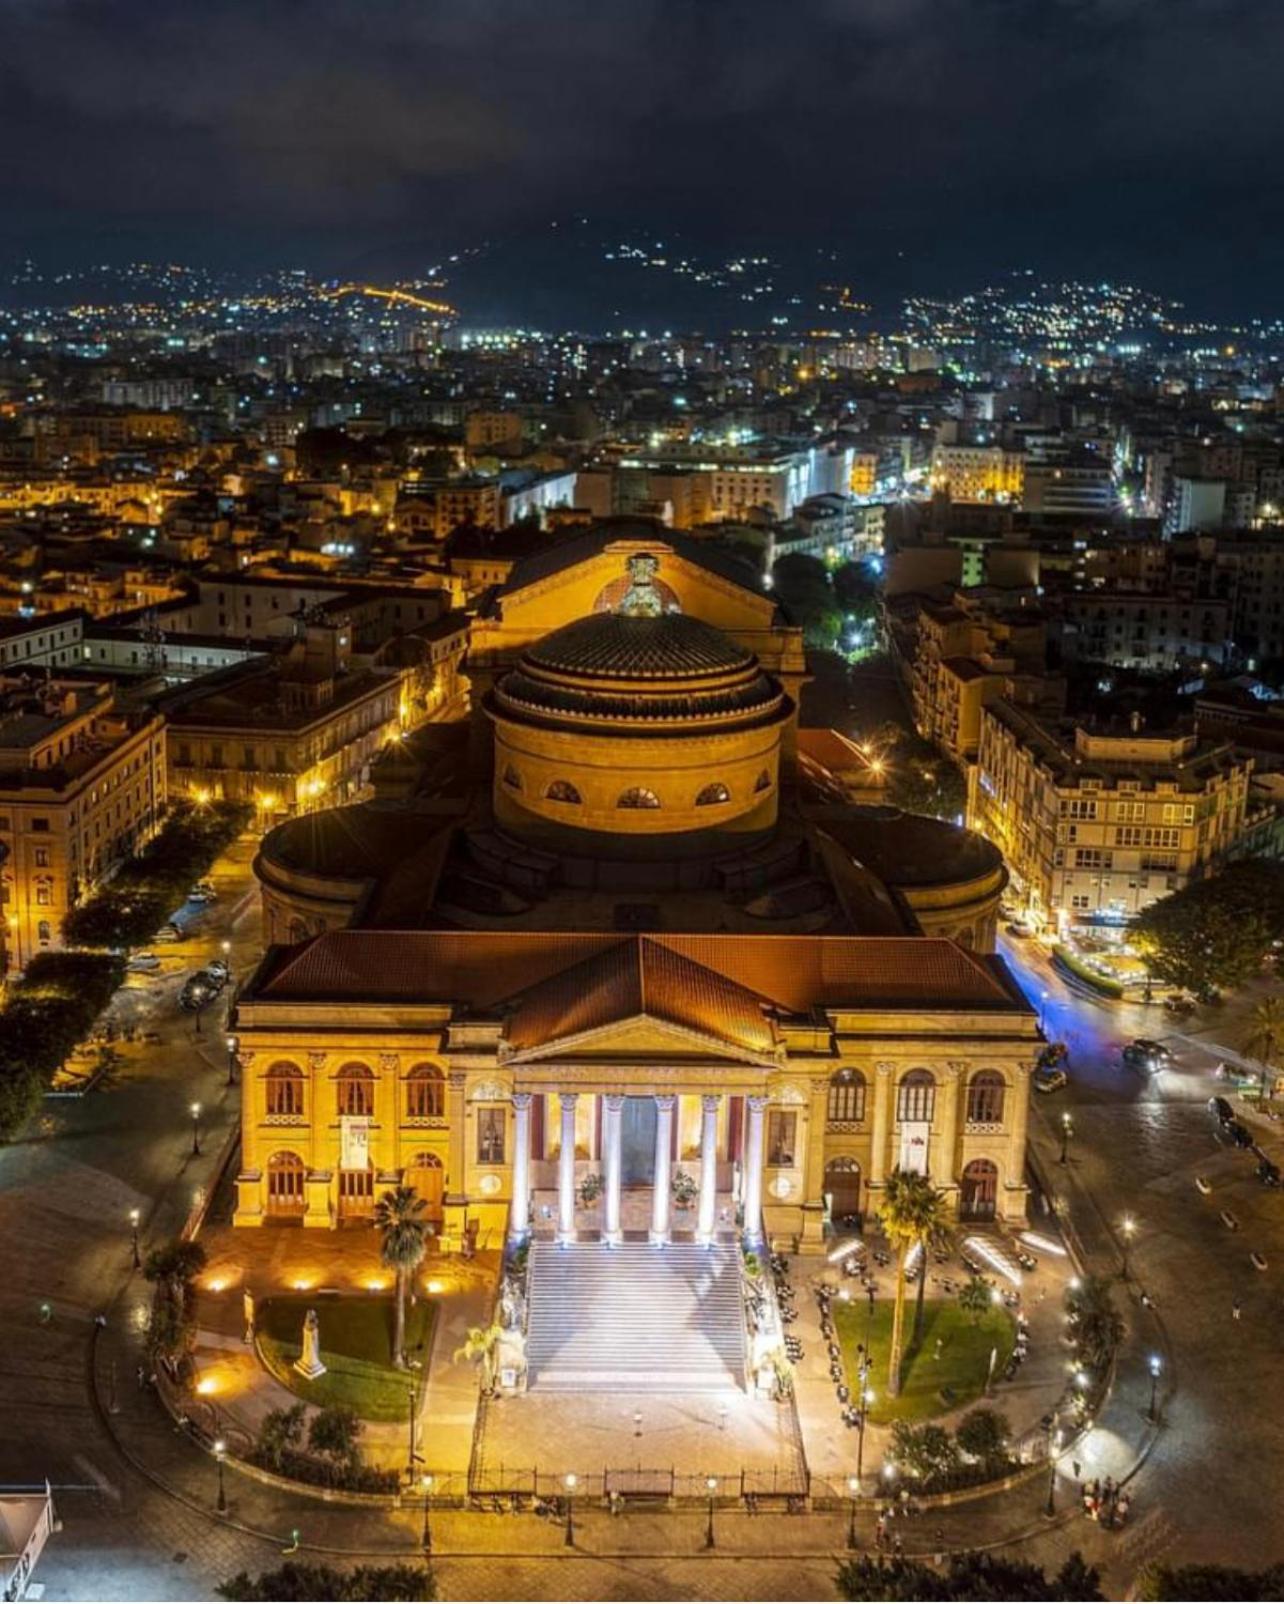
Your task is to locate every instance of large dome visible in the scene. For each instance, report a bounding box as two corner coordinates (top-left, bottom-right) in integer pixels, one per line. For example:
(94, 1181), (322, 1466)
(493, 612), (785, 732)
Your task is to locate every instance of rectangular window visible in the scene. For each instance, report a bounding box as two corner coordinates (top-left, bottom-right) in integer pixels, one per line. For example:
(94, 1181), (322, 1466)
(30, 818), (49, 832)
(477, 1107), (505, 1165)
(34, 847), (49, 867)
(767, 1111), (797, 1167)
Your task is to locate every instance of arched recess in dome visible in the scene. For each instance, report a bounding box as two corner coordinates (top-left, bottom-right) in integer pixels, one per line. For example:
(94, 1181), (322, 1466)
(617, 787), (661, 809)
(754, 769), (772, 792)
(546, 779), (582, 805)
(695, 782), (731, 806)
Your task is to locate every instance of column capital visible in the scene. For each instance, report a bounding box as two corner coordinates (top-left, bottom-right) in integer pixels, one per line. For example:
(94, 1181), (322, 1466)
(653, 1094), (677, 1113)
(449, 1069), (468, 1089)
(512, 1092), (533, 1111)
(604, 1094), (625, 1113)
(747, 1094), (770, 1112)
(701, 1093), (721, 1114)
(874, 1061), (895, 1078)
(559, 1090), (579, 1110)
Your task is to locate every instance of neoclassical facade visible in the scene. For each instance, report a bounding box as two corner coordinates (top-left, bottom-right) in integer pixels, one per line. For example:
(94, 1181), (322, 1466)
(234, 525), (1036, 1248)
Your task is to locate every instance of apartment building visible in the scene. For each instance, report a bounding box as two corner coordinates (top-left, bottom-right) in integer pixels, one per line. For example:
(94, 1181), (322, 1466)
(969, 702), (1251, 931)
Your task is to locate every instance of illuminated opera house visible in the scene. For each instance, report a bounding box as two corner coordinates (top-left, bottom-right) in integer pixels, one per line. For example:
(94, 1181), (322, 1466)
(232, 525), (1037, 1325)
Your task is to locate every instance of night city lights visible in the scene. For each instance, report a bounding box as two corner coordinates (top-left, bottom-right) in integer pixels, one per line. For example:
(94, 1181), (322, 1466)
(3, 4), (1284, 1604)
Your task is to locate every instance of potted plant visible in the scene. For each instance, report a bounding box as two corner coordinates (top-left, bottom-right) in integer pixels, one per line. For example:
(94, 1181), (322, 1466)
(671, 1169), (697, 1211)
(577, 1172), (604, 1207)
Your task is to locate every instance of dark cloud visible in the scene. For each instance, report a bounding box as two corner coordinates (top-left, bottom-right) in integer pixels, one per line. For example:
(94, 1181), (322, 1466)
(1, 0), (1282, 309)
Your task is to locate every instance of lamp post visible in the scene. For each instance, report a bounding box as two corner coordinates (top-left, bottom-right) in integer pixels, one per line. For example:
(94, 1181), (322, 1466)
(704, 1476), (717, 1550)
(1148, 1353), (1162, 1423)
(1059, 1112), (1074, 1166)
(846, 1474), (860, 1550)
(856, 1382), (874, 1490)
(420, 1473), (433, 1555)
(214, 1438), (227, 1514)
(190, 1101), (202, 1157)
(1120, 1214), (1136, 1280)
(225, 1034), (238, 1088)
(129, 1207), (141, 1270)
(1044, 1424), (1062, 1517)
(407, 1382), (420, 1474)
(564, 1473), (577, 1547)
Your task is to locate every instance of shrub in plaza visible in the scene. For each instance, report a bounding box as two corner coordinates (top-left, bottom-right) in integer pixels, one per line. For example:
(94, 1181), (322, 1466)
(835, 1551), (1103, 1601)
(1065, 1275), (1125, 1372)
(885, 1413), (1020, 1495)
(953, 1405), (1012, 1468)
(957, 1274), (993, 1326)
(0, 949), (125, 1140)
(63, 799), (250, 951)
(889, 1420), (959, 1481)
(217, 1562), (437, 1601)
(1135, 1561), (1284, 1601)
(1131, 859), (1284, 997)
(248, 1401), (400, 1495)
(143, 1239), (207, 1367)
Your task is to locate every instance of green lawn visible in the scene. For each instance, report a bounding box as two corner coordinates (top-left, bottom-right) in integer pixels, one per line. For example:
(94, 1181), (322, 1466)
(833, 1295), (1016, 1425)
(257, 1295), (434, 1422)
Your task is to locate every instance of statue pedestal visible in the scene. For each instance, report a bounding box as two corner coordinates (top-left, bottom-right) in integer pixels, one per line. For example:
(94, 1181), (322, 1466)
(294, 1307), (327, 1380)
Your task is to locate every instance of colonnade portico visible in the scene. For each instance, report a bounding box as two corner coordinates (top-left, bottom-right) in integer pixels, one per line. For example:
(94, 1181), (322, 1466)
(508, 1086), (767, 1248)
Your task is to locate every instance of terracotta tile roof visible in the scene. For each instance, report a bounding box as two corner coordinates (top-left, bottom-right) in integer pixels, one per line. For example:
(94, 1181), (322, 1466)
(250, 930), (1025, 1023)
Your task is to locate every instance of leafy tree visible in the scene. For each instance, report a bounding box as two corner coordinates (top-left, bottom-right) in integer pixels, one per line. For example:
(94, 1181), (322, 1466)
(876, 1167), (921, 1396)
(373, 1185), (428, 1368)
(142, 1239), (208, 1363)
(1065, 1275), (1125, 1372)
(218, 1562), (436, 1601)
(958, 1274), (993, 1326)
(308, 1405), (363, 1473)
(836, 1550), (1102, 1601)
(1244, 994), (1284, 1104)
(954, 1406), (1011, 1465)
(255, 1403), (306, 1472)
(1135, 1561), (1284, 1601)
(453, 1321), (503, 1395)
(771, 553), (843, 648)
(1131, 861), (1284, 996)
(889, 1420), (959, 1481)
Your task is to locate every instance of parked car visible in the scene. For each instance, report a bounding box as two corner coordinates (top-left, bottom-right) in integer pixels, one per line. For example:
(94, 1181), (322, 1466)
(188, 883), (217, 905)
(1224, 1120), (1254, 1149)
(1006, 919), (1037, 938)
(206, 958), (230, 982)
(1257, 1157), (1281, 1188)
(1124, 1039), (1173, 1072)
(126, 953), (161, 973)
(1033, 1067), (1068, 1094)
(1209, 1095), (1235, 1126)
(179, 967), (227, 1012)
(155, 922), (184, 944)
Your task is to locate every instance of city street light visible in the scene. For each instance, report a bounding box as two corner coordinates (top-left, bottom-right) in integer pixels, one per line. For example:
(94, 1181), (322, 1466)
(564, 1473), (577, 1547)
(407, 1382), (421, 1473)
(846, 1473), (860, 1550)
(420, 1473), (433, 1555)
(1059, 1112), (1074, 1165)
(129, 1207), (141, 1269)
(190, 1102), (202, 1157)
(704, 1476), (717, 1549)
(1044, 1424), (1063, 1517)
(225, 1034), (238, 1087)
(1120, 1214), (1136, 1280)
(1148, 1353), (1163, 1423)
(856, 1383), (875, 1488)
(214, 1437), (227, 1514)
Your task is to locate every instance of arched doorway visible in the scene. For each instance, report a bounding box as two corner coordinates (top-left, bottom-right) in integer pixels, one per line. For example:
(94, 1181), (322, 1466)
(960, 1158), (999, 1220)
(825, 1157), (862, 1228)
(266, 1151), (305, 1219)
(404, 1151), (445, 1224)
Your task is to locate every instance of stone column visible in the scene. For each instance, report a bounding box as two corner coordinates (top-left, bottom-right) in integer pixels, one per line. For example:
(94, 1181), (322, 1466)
(445, 1071), (468, 1201)
(696, 1094), (720, 1246)
(936, 1065), (964, 1190)
(1004, 1063), (1032, 1224)
(509, 1093), (532, 1242)
(869, 1063), (894, 1189)
(556, 1092), (578, 1246)
(800, 1078), (830, 1248)
(602, 1094), (624, 1246)
(650, 1095), (676, 1245)
(742, 1095), (768, 1245)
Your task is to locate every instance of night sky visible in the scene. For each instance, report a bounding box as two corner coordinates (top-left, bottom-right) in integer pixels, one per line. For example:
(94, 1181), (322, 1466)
(2, 0), (1283, 315)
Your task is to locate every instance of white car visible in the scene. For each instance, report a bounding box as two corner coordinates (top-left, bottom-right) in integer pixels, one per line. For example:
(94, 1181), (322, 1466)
(126, 953), (161, 973)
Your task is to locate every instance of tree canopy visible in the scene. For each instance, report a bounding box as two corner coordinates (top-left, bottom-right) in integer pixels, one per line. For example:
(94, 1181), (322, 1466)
(771, 553), (843, 648)
(1131, 861), (1284, 996)
(1135, 1562), (1284, 1601)
(836, 1551), (1102, 1602)
(218, 1563), (435, 1601)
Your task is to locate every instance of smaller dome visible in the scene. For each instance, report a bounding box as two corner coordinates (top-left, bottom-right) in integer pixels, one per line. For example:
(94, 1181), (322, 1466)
(526, 612), (753, 680)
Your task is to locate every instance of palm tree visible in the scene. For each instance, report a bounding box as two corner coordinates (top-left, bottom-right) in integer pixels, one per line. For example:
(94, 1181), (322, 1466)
(454, 1321), (503, 1395)
(876, 1167), (928, 1397)
(373, 1185), (428, 1369)
(906, 1178), (953, 1348)
(958, 1273), (992, 1327)
(1244, 995), (1284, 1105)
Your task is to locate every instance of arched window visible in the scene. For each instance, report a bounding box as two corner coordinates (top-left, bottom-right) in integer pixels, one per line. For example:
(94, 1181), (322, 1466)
(265, 1060), (304, 1117)
(36, 920), (50, 942)
(502, 764), (522, 790)
(336, 1062), (374, 1117)
(266, 1151), (305, 1214)
(754, 769), (772, 793)
(695, 782), (731, 806)
(897, 1069), (936, 1124)
(405, 1063), (445, 1120)
(966, 1071), (1006, 1125)
(960, 1158), (999, 1220)
(617, 787), (661, 809)
(827, 1069), (866, 1123)
(546, 779), (582, 805)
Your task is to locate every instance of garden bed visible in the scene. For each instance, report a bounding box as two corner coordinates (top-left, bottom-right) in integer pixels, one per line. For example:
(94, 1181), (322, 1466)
(1052, 944), (1125, 999)
(833, 1297), (1016, 1425)
(256, 1294), (434, 1422)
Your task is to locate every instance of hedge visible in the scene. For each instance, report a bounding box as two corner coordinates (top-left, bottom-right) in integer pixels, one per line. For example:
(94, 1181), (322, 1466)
(0, 950), (125, 1139)
(63, 800), (250, 951)
(1052, 944), (1125, 999)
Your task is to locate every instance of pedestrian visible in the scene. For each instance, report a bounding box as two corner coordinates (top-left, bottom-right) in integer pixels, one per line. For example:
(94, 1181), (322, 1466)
(934, 1337), (943, 1360)
(1233, 1299), (1242, 1321)
(135, 1364), (145, 1390)
(892, 1533), (904, 1559)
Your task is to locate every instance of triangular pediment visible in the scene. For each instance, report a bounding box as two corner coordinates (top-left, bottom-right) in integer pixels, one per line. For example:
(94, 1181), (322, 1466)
(503, 1010), (777, 1067)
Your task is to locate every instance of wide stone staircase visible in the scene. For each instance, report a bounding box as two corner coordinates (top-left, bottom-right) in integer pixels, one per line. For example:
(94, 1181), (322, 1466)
(525, 1240), (748, 1392)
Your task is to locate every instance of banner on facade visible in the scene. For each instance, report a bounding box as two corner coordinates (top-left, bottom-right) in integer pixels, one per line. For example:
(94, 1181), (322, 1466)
(340, 1116), (370, 1171)
(899, 1120), (930, 1176)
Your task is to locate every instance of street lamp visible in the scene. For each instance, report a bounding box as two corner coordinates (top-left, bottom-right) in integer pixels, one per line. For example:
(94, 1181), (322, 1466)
(190, 1101), (202, 1157)
(225, 1034), (238, 1088)
(846, 1473), (860, 1550)
(704, 1476), (717, 1550)
(214, 1437), (227, 1514)
(1148, 1353), (1163, 1423)
(564, 1473), (577, 1547)
(129, 1207), (141, 1270)
(1044, 1425), (1062, 1517)
(1059, 1112), (1074, 1166)
(407, 1382), (420, 1473)
(420, 1473), (433, 1555)
(1120, 1214), (1136, 1280)
(856, 1384), (875, 1489)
